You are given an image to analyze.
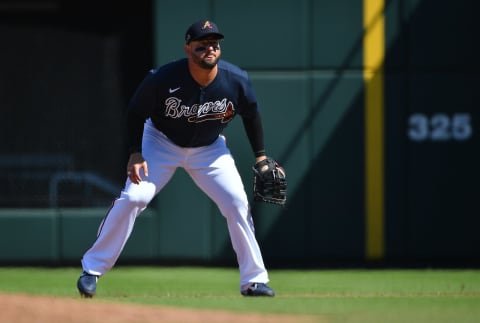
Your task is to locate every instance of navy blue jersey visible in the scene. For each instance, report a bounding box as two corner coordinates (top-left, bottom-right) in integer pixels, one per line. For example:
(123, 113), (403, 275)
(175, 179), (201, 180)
(128, 58), (261, 149)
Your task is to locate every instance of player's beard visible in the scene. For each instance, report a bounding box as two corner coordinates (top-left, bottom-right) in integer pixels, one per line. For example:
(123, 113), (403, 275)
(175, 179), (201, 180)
(192, 51), (220, 70)
(199, 57), (219, 69)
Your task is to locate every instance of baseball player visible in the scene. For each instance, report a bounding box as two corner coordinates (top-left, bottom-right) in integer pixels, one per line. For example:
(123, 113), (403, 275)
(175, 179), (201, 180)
(77, 19), (275, 297)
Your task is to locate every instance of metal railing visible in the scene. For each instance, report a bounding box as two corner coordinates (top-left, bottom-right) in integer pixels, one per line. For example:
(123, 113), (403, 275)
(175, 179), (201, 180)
(0, 154), (119, 208)
(48, 171), (119, 208)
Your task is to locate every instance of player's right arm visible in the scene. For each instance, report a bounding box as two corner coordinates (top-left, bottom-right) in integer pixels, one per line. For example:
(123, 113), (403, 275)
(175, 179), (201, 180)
(126, 70), (157, 184)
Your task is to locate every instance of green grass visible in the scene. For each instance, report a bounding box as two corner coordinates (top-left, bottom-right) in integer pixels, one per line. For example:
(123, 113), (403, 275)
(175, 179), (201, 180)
(0, 266), (479, 322)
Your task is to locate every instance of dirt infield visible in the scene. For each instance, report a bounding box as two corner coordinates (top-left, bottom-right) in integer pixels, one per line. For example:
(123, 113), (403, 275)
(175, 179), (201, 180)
(0, 293), (318, 323)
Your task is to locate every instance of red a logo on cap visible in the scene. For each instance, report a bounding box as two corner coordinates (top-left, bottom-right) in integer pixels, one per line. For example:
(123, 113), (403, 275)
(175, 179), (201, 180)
(202, 21), (213, 30)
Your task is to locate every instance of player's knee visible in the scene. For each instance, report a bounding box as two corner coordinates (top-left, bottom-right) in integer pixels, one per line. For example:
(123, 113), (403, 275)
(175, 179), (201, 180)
(126, 194), (151, 207)
(120, 188), (155, 207)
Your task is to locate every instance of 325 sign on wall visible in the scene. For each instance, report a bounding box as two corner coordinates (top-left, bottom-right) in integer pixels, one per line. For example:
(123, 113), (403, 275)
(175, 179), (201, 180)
(407, 113), (473, 142)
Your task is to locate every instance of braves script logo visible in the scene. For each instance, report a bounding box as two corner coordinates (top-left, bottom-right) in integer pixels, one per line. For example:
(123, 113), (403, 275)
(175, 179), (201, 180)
(165, 97), (235, 123)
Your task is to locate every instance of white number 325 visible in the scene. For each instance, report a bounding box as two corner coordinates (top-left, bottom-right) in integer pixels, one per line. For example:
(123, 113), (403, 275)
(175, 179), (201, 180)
(407, 113), (472, 142)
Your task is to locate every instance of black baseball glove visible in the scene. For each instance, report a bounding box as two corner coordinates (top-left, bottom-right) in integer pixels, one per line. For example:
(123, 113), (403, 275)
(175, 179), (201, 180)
(252, 157), (287, 206)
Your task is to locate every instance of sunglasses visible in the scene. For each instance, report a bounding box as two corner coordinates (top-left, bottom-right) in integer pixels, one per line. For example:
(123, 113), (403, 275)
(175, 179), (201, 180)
(193, 41), (221, 52)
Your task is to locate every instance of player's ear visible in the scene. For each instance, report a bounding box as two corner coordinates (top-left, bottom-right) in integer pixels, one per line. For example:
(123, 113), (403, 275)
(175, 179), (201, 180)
(184, 43), (190, 55)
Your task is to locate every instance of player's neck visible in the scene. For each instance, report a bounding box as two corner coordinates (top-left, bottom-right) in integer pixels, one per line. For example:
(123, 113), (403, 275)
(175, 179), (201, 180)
(188, 62), (218, 87)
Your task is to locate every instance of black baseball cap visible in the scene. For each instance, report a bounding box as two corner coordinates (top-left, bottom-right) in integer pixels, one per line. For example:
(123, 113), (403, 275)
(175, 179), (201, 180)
(185, 20), (224, 43)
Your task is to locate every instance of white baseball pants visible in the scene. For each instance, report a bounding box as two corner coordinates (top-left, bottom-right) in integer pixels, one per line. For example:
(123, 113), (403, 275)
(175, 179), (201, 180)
(81, 119), (269, 289)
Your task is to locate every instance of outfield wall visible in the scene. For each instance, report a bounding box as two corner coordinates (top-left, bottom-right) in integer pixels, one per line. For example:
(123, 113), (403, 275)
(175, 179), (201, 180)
(0, 0), (479, 266)
(0, 209), (157, 265)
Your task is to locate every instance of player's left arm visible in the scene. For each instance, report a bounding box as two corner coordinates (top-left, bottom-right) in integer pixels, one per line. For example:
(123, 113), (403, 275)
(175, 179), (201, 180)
(239, 80), (287, 205)
(241, 110), (266, 160)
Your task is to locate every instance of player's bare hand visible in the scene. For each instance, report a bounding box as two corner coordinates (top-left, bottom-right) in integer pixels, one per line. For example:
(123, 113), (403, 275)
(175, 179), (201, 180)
(126, 152), (149, 184)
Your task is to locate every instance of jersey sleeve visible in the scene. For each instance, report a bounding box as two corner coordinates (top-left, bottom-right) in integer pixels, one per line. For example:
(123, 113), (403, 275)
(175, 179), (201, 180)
(239, 75), (266, 157)
(126, 70), (157, 153)
(237, 74), (259, 118)
(242, 110), (266, 157)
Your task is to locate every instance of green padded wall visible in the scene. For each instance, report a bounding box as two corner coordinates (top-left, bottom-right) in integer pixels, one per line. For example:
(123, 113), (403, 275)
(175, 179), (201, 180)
(151, 0), (480, 265)
(0, 209), (59, 263)
(0, 209), (157, 264)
